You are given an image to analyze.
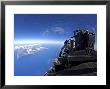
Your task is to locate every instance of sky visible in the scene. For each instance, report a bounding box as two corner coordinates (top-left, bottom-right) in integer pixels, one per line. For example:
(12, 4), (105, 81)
(14, 14), (97, 44)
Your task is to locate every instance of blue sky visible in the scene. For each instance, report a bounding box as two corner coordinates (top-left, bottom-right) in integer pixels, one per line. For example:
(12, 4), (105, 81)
(14, 14), (97, 43)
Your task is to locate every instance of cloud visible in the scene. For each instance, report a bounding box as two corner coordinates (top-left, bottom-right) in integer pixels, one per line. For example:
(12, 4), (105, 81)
(42, 29), (49, 36)
(42, 26), (65, 36)
(15, 44), (48, 59)
(52, 27), (64, 34)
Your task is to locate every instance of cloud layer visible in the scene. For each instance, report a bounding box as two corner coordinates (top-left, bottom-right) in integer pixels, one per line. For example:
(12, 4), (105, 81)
(14, 44), (48, 59)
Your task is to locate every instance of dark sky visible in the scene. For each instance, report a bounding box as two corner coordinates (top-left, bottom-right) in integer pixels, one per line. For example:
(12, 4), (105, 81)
(14, 14), (97, 42)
